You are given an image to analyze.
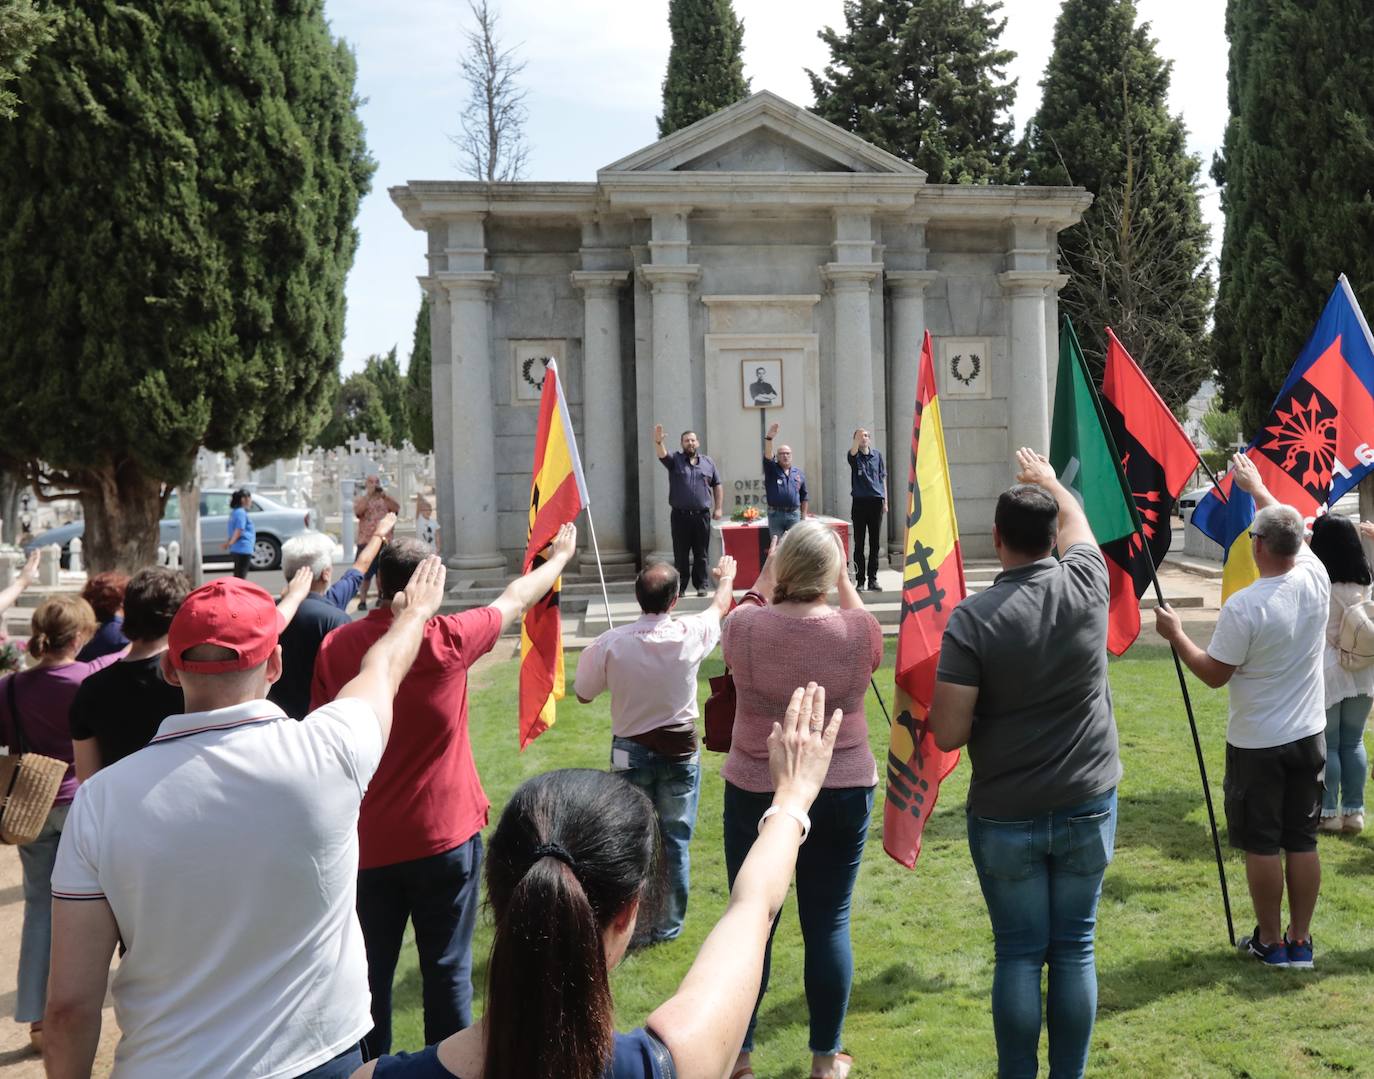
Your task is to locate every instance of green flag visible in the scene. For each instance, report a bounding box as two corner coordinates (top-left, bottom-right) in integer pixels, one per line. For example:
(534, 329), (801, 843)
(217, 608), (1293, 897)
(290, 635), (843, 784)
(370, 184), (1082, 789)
(1049, 319), (1136, 544)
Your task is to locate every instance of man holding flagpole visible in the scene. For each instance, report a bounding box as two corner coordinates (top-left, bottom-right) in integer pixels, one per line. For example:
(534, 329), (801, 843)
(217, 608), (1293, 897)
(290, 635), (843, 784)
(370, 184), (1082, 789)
(929, 447), (1120, 1079)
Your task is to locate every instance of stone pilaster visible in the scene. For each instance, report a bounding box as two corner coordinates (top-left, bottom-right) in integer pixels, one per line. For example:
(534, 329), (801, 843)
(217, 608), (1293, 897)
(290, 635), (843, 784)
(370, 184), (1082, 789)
(437, 269), (505, 571)
(998, 270), (1068, 470)
(885, 269), (939, 556)
(571, 269), (633, 563)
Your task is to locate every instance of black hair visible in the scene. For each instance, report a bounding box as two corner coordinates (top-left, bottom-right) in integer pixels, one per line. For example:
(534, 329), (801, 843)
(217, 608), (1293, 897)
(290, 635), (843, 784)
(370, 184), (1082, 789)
(483, 769), (659, 1079)
(1310, 513), (1372, 586)
(122, 568), (190, 641)
(376, 537), (429, 600)
(995, 483), (1059, 557)
(679, 430), (696, 443)
(230, 487), (252, 509)
(635, 561), (680, 614)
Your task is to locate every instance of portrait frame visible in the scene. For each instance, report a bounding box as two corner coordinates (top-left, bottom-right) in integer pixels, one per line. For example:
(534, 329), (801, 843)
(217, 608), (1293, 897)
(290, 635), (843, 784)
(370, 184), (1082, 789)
(741, 358), (784, 409)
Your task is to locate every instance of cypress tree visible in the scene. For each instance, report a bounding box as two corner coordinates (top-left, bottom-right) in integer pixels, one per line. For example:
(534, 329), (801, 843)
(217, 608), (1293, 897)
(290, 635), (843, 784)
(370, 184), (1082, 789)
(808, 0), (1017, 184)
(317, 369), (393, 449)
(406, 293), (434, 454)
(364, 347), (409, 447)
(1023, 0), (1213, 409)
(0, 1), (373, 570)
(0, 0), (54, 119)
(658, 0), (750, 137)
(1212, 0), (1374, 432)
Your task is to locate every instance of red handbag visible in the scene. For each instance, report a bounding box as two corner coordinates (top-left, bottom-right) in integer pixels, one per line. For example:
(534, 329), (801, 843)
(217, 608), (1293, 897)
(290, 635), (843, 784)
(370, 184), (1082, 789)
(703, 667), (736, 753)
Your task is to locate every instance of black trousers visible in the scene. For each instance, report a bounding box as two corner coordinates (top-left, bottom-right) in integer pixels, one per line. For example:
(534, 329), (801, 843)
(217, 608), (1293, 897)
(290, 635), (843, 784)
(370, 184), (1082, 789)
(670, 507), (711, 591)
(231, 552), (252, 578)
(851, 497), (884, 582)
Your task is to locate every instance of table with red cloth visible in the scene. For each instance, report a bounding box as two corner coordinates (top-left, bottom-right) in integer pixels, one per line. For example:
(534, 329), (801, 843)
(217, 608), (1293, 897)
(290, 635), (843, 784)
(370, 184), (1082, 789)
(717, 516), (851, 590)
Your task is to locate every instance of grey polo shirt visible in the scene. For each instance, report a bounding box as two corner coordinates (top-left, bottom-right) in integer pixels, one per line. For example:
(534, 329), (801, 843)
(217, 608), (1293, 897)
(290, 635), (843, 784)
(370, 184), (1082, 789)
(935, 543), (1121, 817)
(659, 451), (720, 511)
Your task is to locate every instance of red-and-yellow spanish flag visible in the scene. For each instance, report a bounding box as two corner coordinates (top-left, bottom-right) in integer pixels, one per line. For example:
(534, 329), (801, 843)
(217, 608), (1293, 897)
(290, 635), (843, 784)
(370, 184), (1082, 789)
(519, 359), (588, 749)
(884, 331), (966, 869)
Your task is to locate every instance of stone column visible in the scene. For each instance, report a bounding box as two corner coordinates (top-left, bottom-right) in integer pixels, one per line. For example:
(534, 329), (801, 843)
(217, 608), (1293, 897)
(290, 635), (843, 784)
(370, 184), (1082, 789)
(438, 269), (505, 570)
(640, 208), (699, 559)
(571, 269), (633, 564)
(886, 270), (940, 445)
(998, 271), (1068, 469)
(823, 262), (883, 517)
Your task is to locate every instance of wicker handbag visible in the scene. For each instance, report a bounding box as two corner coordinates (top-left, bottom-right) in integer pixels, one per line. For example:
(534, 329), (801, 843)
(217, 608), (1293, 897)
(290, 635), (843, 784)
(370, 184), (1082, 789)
(0, 674), (67, 845)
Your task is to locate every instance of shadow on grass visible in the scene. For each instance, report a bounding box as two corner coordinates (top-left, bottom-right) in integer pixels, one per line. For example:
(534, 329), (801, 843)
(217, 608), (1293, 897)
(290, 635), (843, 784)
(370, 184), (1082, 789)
(1115, 786), (1230, 864)
(752, 961), (947, 1045)
(1100, 944), (1374, 1015)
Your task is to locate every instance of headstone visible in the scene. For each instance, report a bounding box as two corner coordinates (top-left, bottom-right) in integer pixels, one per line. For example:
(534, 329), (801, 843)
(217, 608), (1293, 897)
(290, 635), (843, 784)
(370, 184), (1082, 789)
(166, 541), (181, 570)
(38, 544), (60, 587)
(157, 545), (168, 567)
(68, 536), (83, 575)
(0, 552), (18, 589)
(340, 478), (356, 555)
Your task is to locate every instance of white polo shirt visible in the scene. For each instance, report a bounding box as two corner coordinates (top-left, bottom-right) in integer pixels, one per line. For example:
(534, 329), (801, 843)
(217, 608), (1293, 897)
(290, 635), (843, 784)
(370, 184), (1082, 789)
(52, 697), (383, 1079)
(573, 611), (721, 738)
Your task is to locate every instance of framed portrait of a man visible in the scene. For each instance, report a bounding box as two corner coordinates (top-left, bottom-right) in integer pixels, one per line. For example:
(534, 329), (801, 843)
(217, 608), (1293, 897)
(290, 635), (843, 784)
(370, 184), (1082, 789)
(742, 359), (783, 409)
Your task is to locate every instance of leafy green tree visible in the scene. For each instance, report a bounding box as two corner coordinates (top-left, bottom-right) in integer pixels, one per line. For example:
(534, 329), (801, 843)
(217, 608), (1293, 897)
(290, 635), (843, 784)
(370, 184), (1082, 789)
(0, 1), (373, 571)
(658, 0), (750, 137)
(364, 347), (409, 447)
(0, 0), (54, 120)
(406, 293), (434, 453)
(316, 370), (393, 450)
(1212, 0), (1374, 431)
(1022, 0), (1213, 409)
(808, 0), (1017, 184)
(1201, 403), (1242, 452)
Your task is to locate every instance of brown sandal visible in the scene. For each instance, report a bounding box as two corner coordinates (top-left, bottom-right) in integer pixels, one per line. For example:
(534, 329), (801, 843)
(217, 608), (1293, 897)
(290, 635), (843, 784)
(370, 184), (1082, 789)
(730, 1069), (755, 1079)
(812, 1052), (854, 1079)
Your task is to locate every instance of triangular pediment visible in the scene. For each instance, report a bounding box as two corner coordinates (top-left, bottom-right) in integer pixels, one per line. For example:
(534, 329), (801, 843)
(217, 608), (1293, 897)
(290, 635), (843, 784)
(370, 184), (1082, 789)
(601, 91), (924, 177)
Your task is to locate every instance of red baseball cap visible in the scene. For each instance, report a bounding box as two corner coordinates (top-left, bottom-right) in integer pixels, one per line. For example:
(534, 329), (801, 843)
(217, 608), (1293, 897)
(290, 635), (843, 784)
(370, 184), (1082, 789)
(167, 578), (286, 674)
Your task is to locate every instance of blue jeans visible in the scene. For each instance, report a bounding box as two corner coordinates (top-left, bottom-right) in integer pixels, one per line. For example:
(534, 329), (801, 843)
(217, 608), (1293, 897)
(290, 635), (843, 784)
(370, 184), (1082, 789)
(293, 1044), (363, 1078)
(16, 804), (67, 1023)
(767, 509), (800, 540)
(967, 789), (1117, 1079)
(355, 835), (483, 1058)
(722, 782), (873, 1055)
(611, 736), (700, 940)
(1323, 695), (1370, 816)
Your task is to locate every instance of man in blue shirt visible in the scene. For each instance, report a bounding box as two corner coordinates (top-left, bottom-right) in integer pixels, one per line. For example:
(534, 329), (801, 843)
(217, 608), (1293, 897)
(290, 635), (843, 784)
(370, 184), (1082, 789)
(847, 427), (887, 591)
(762, 422), (808, 540)
(655, 424), (723, 596)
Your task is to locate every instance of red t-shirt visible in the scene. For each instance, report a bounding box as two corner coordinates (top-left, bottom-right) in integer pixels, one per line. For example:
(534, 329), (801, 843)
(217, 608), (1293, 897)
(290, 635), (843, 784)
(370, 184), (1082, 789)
(311, 606), (502, 869)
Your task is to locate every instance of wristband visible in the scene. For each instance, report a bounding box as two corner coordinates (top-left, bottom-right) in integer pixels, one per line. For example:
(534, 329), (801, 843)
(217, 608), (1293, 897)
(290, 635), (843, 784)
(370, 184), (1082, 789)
(759, 804), (811, 842)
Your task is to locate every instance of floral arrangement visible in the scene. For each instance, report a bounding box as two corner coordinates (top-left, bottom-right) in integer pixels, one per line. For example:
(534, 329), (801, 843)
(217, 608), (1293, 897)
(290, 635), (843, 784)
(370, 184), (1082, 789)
(0, 636), (24, 674)
(730, 506), (763, 523)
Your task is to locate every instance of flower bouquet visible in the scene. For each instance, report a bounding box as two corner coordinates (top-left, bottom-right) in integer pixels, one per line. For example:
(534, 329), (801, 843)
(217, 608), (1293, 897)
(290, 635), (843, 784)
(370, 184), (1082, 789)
(730, 506), (762, 523)
(0, 637), (24, 674)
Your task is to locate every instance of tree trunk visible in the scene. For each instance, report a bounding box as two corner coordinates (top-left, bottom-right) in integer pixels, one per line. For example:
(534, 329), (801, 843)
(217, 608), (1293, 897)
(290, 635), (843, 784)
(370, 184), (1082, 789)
(0, 470), (20, 545)
(180, 478), (204, 587)
(80, 461), (166, 573)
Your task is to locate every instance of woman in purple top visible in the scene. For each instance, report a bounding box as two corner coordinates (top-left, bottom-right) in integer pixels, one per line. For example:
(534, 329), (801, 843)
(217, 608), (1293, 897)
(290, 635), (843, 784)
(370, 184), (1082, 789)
(720, 520), (882, 1079)
(0, 595), (120, 1050)
(354, 684), (845, 1079)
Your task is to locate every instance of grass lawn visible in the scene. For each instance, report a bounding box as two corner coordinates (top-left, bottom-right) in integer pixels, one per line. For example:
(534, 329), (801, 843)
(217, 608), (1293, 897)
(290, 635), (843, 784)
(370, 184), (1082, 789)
(387, 641), (1374, 1077)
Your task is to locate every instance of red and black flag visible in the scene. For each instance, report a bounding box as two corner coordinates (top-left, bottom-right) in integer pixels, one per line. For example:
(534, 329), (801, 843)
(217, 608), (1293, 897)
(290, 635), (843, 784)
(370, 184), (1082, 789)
(1098, 329), (1200, 654)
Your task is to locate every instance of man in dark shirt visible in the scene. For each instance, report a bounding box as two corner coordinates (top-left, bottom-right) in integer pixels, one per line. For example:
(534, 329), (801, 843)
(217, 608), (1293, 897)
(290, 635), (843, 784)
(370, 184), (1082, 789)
(928, 447), (1119, 1079)
(762, 422), (808, 539)
(270, 514), (395, 719)
(69, 567), (189, 777)
(847, 427), (887, 591)
(654, 424), (723, 597)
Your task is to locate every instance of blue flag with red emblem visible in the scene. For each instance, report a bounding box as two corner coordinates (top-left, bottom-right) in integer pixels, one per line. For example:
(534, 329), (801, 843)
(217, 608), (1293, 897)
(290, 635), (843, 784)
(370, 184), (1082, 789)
(1192, 275), (1374, 599)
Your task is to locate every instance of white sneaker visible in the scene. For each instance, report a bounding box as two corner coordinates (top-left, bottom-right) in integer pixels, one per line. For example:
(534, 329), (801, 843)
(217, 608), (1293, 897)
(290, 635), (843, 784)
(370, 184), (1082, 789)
(1319, 815), (1344, 833)
(1342, 811), (1365, 834)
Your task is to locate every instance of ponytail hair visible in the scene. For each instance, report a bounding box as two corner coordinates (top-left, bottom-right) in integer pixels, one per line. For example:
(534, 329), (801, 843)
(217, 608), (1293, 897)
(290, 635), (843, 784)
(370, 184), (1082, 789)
(28, 595), (97, 659)
(483, 769), (659, 1079)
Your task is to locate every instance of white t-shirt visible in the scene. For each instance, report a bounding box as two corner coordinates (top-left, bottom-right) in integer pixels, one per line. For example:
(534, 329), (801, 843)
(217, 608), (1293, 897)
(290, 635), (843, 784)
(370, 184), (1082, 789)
(416, 513), (438, 552)
(52, 697), (383, 1079)
(1207, 545), (1330, 749)
(573, 611), (721, 738)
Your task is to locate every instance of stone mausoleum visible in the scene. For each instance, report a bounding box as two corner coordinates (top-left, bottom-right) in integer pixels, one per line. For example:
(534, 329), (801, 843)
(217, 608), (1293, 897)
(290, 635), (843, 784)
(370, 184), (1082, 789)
(391, 92), (1090, 572)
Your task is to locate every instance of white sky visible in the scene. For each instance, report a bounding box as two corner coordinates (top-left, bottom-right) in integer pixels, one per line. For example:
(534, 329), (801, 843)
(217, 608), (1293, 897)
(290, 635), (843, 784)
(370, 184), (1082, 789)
(325, 0), (1228, 372)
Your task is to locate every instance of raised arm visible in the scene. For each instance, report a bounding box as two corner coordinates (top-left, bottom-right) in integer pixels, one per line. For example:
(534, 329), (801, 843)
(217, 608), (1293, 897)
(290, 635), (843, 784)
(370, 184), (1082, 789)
(706, 555), (737, 620)
(653, 423), (668, 461)
(488, 523), (578, 633)
(835, 544), (863, 609)
(275, 567), (316, 625)
(1229, 452), (1276, 511)
(1015, 447), (1094, 553)
(0, 548), (39, 616)
(647, 684), (842, 1079)
(335, 556), (447, 745)
(764, 421), (779, 462)
(351, 512), (398, 574)
(849, 427), (864, 457)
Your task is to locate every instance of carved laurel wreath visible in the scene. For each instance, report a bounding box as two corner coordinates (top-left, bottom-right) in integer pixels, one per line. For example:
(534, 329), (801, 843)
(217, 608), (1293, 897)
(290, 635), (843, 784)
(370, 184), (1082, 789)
(521, 356), (553, 391)
(950, 352), (982, 387)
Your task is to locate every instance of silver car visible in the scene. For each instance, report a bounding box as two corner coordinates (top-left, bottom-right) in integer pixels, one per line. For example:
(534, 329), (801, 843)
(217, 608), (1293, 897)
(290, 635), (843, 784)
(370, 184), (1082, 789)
(26, 488), (314, 571)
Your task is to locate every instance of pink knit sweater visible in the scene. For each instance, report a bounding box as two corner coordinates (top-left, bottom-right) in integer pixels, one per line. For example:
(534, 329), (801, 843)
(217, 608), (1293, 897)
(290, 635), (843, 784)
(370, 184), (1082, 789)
(720, 604), (882, 792)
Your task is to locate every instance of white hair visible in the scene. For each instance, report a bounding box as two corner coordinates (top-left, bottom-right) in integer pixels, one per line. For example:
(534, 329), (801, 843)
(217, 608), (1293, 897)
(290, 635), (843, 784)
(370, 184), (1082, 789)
(1253, 505), (1304, 558)
(282, 532), (334, 580)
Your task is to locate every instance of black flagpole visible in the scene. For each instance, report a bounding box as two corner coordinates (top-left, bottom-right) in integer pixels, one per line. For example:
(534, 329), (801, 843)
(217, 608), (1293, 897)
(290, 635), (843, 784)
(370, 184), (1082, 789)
(1068, 320), (1236, 947)
(870, 677), (892, 727)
